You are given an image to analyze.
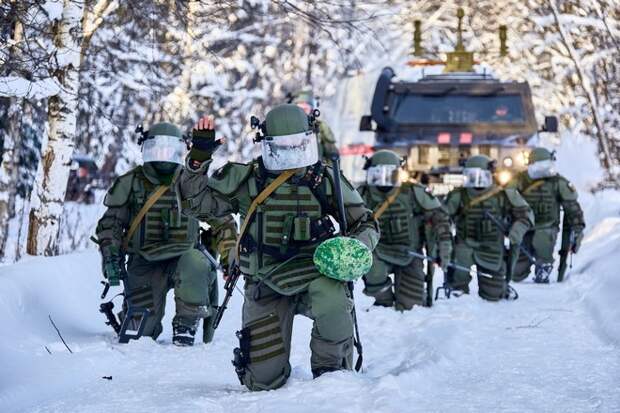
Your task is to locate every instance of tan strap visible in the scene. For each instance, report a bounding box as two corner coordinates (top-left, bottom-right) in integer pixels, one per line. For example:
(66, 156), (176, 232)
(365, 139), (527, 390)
(123, 185), (170, 249)
(372, 186), (402, 220)
(522, 180), (545, 195)
(466, 186), (503, 210)
(235, 169), (298, 260)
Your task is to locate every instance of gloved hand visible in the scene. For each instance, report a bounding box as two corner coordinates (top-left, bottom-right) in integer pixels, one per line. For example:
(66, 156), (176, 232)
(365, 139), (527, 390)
(572, 231), (584, 253)
(437, 241), (452, 273)
(190, 115), (223, 163)
(102, 255), (126, 286)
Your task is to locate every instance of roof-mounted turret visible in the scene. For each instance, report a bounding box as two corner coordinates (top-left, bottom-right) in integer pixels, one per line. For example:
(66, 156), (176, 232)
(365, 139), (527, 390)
(409, 8), (509, 71)
(444, 8), (474, 72)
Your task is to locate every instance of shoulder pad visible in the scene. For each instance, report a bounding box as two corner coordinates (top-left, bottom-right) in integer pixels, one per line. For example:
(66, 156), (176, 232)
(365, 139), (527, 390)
(103, 169), (136, 207)
(412, 183), (441, 210)
(206, 162), (253, 195)
(557, 176), (579, 201)
(445, 188), (462, 204)
(326, 166), (364, 205)
(503, 187), (529, 208)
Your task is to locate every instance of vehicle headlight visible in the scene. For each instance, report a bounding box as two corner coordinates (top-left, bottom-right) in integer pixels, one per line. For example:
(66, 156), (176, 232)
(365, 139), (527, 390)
(399, 169), (410, 183)
(502, 156), (513, 168)
(515, 151), (529, 166)
(497, 170), (512, 186)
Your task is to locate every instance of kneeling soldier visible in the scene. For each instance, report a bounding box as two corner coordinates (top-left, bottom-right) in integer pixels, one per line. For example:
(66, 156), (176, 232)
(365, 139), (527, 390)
(358, 150), (452, 309)
(95, 122), (236, 345)
(178, 105), (379, 391)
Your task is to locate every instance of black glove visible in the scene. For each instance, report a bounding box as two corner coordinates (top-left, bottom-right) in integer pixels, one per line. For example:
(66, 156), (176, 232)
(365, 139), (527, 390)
(190, 128), (222, 162)
(102, 255), (126, 286)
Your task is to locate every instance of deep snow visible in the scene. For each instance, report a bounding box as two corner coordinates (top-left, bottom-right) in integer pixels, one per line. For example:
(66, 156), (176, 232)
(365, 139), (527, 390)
(1, 193), (619, 412)
(1, 134), (619, 413)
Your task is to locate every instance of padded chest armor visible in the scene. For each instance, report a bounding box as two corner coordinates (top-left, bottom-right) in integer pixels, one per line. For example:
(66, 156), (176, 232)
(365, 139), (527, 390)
(365, 185), (422, 265)
(521, 178), (560, 228)
(238, 170), (334, 296)
(456, 188), (506, 271)
(128, 170), (199, 261)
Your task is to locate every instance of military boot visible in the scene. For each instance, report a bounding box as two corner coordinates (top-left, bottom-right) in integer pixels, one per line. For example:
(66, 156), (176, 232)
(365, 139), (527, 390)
(312, 366), (340, 378)
(172, 316), (199, 346)
(534, 263), (553, 284)
(372, 287), (395, 307)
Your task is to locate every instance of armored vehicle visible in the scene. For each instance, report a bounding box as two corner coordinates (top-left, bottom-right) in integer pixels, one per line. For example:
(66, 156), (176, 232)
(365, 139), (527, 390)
(359, 9), (557, 194)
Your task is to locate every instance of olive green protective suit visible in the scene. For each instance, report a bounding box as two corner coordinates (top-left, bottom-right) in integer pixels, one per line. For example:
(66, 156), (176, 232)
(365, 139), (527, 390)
(358, 182), (452, 309)
(507, 171), (585, 281)
(96, 162), (237, 342)
(178, 155), (379, 391)
(316, 120), (338, 161)
(444, 185), (534, 301)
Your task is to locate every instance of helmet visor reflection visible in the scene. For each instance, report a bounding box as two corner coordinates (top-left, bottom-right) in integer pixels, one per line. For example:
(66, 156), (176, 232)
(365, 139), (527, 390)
(366, 164), (401, 187)
(462, 167), (493, 188)
(527, 160), (557, 180)
(142, 135), (187, 165)
(261, 131), (319, 171)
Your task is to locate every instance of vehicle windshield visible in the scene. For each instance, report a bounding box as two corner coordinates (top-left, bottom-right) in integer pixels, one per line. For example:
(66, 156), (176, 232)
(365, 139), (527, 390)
(392, 94), (525, 125)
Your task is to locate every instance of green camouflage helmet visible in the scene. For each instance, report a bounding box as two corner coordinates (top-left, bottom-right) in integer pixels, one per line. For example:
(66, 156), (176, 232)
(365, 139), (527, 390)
(265, 104), (311, 137)
(368, 150), (402, 167)
(529, 147), (554, 163)
(465, 154), (494, 170)
(313, 236), (373, 281)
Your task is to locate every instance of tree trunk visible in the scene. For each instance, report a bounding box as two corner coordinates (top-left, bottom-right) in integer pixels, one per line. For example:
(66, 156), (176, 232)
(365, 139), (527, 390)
(0, 98), (23, 260)
(0, 14), (25, 262)
(27, 0), (85, 256)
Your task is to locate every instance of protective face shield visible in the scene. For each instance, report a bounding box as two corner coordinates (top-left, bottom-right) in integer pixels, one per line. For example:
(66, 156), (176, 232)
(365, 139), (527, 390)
(366, 164), (401, 187)
(462, 167), (493, 188)
(261, 130), (319, 171)
(141, 134), (187, 165)
(527, 159), (557, 180)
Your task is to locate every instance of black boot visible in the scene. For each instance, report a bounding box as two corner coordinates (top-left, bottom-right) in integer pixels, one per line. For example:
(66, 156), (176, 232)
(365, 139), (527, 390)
(312, 366), (340, 379)
(172, 317), (198, 347)
(534, 263), (553, 284)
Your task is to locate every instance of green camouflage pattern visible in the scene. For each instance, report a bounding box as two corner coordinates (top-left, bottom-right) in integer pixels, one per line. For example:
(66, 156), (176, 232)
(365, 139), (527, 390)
(313, 236), (373, 281)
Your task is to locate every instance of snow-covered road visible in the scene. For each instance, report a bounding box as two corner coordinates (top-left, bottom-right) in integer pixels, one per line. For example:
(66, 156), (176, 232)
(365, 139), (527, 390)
(2, 138), (619, 413)
(1, 208), (619, 413)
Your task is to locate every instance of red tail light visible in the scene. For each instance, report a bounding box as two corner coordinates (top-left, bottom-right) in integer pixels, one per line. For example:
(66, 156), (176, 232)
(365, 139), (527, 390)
(437, 133), (451, 144)
(339, 144), (374, 156)
(460, 132), (473, 144)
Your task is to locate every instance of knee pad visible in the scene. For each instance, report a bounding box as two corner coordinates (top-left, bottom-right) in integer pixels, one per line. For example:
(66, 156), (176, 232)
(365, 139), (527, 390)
(363, 255), (390, 287)
(308, 277), (353, 342)
(395, 274), (424, 309)
(238, 313), (290, 391)
(175, 249), (213, 305)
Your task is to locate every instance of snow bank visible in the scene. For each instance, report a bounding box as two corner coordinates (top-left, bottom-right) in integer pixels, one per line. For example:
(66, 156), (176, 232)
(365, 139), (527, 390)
(571, 194), (620, 346)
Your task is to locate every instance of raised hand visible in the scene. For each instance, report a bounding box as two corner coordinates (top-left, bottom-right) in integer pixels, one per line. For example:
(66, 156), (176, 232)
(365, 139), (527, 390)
(189, 114), (223, 163)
